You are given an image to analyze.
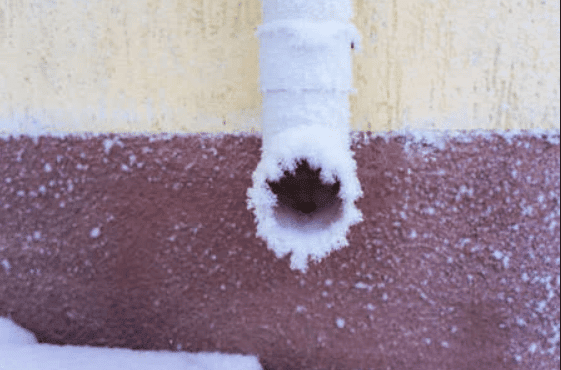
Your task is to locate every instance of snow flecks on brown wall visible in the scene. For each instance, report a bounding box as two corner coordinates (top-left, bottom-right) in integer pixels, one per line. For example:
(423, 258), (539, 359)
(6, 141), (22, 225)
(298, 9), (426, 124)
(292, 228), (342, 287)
(0, 132), (559, 370)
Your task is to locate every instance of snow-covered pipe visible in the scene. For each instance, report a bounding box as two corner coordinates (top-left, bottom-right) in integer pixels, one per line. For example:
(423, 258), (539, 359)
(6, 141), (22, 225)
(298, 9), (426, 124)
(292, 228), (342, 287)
(247, 0), (363, 272)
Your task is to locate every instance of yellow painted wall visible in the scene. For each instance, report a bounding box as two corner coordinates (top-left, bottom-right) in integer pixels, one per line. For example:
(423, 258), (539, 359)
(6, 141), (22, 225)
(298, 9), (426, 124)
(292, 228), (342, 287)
(0, 0), (559, 134)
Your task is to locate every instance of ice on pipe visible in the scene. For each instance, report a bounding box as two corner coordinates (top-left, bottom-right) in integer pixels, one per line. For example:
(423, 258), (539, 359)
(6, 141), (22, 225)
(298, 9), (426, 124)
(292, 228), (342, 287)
(247, 124), (363, 272)
(251, 0), (362, 272)
(0, 317), (262, 370)
(258, 20), (360, 92)
(262, 0), (353, 23)
(262, 90), (351, 144)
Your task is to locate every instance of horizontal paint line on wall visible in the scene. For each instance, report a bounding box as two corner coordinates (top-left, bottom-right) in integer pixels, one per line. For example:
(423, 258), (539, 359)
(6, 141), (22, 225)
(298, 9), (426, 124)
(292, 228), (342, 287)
(1, 126), (559, 147)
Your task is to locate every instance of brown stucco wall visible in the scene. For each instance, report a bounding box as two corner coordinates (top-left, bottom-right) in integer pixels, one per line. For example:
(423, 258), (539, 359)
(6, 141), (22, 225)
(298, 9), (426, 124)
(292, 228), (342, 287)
(1, 131), (559, 369)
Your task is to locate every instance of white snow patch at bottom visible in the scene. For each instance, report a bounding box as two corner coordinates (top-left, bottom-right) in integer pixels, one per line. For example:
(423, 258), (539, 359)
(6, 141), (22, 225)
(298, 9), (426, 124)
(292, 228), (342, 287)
(247, 124), (363, 272)
(0, 317), (262, 370)
(0, 318), (38, 345)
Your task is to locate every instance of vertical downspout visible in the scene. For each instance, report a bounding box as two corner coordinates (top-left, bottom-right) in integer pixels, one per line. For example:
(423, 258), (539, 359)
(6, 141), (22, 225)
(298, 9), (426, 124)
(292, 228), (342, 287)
(247, 0), (363, 272)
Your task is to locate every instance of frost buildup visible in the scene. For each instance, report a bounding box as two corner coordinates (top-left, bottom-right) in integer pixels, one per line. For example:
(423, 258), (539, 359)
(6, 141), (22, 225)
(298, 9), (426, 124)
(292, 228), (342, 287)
(89, 227), (101, 239)
(247, 0), (363, 272)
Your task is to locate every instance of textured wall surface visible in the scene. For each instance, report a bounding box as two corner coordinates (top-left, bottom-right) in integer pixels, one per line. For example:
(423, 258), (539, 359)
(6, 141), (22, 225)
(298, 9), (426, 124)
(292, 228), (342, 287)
(1, 0), (559, 134)
(1, 2), (559, 369)
(352, 0), (560, 132)
(0, 0), (262, 134)
(1, 132), (559, 369)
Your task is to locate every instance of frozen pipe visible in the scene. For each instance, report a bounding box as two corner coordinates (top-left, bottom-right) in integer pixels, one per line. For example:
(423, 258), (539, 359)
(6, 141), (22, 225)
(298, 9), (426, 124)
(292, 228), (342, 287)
(247, 0), (363, 272)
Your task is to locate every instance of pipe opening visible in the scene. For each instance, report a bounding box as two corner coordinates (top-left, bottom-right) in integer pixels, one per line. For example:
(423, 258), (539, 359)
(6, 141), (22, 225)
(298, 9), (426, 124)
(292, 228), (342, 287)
(266, 158), (343, 229)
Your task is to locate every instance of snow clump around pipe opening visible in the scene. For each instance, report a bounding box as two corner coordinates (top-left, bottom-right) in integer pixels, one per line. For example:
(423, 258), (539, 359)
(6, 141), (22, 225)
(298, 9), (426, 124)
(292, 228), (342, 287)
(247, 124), (363, 272)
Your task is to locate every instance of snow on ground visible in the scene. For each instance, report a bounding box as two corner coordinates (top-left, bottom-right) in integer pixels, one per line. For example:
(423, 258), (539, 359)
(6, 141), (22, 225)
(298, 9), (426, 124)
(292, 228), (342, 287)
(0, 317), (262, 370)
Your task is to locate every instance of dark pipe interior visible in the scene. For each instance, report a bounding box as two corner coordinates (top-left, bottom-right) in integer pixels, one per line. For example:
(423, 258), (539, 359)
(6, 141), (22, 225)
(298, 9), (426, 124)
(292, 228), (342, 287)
(266, 158), (341, 215)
